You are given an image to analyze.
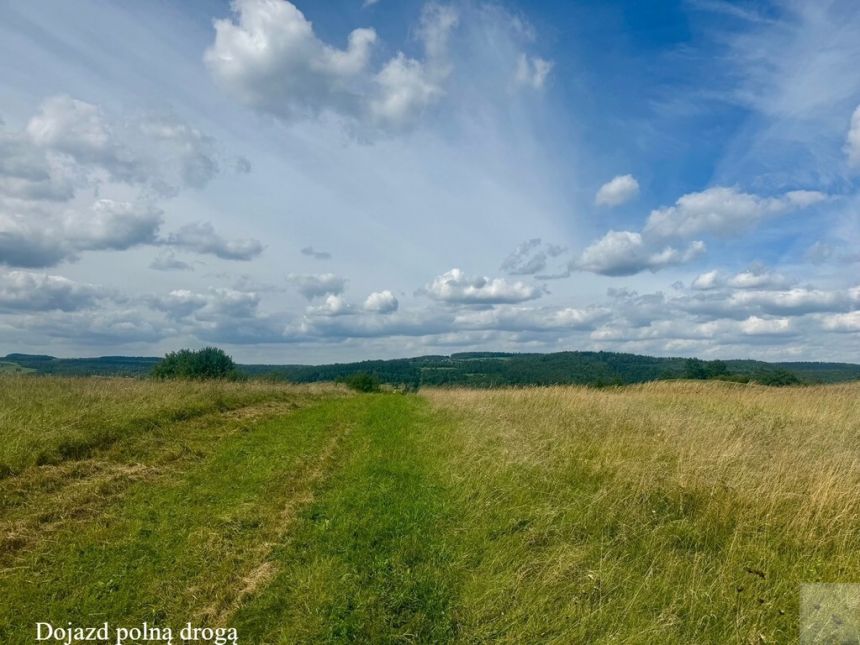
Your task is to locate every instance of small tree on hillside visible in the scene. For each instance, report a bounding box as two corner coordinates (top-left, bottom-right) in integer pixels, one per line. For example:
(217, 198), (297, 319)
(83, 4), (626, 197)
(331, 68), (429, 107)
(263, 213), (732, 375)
(342, 372), (381, 392)
(152, 347), (240, 380)
(684, 358), (709, 380)
(754, 369), (801, 387)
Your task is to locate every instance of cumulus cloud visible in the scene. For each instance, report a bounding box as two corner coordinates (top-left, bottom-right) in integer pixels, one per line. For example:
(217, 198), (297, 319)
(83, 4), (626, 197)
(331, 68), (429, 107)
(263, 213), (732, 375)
(576, 231), (705, 276)
(1, 198), (162, 268)
(0, 96), (250, 268)
(425, 268), (542, 304)
(576, 185), (827, 276)
(454, 305), (608, 332)
(821, 311), (860, 332)
(0, 271), (108, 312)
(149, 251), (193, 272)
(364, 290), (399, 314)
(300, 246), (332, 260)
(0, 131), (73, 201)
(26, 95), (220, 196)
(308, 294), (353, 317)
(595, 174), (639, 207)
(153, 287), (261, 322)
(644, 186), (826, 239)
(726, 287), (859, 316)
(204, 0), (458, 132)
(153, 289), (208, 320)
(514, 54), (553, 90)
(288, 273), (347, 299)
(847, 104), (860, 166)
(162, 222), (263, 261)
(500, 238), (566, 276)
(739, 316), (793, 336)
(691, 270), (721, 290)
(69, 199), (162, 251)
(727, 267), (791, 290)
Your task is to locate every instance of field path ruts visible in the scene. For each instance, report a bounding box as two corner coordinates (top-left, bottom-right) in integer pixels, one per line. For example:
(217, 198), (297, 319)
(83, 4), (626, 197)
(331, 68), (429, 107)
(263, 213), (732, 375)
(0, 392), (363, 642)
(229, 393), (462, 643)
(202, 421), (353, 626)
(0, 399), (307, 562)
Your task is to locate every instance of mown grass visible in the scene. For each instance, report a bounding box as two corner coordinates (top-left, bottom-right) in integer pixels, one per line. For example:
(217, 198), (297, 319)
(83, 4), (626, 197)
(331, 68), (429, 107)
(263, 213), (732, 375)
(2, 378), (859, 643)
(0, 376), (332, 476)
(232, 395), (458, 643)
(0, 383), (348, 642)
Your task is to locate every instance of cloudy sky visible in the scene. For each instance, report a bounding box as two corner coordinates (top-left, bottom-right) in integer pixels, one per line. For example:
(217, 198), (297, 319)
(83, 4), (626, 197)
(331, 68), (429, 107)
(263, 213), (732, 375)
(1, 0), (859, 363)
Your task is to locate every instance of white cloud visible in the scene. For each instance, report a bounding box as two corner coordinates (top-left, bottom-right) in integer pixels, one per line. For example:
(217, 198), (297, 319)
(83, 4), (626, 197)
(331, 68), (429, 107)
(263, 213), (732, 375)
(847, 104), (860, 166)
(0, 96), (251, 268)
(821, 311), (860, 332)
(500, 238), (566, 275)
(0, 198), (162, 268)
(739, 316), (792, 336)
(153, 289), (208, 319)
(26, 95), (219, 195)
(425, 268), (542, 304)
(728, 287), (856, 315)
(154, 287), (261, 322)
(149, 251), (193, 271)
(162, 222), (263, 261)
(204, 0), (456, 132)
(300, 246), (331, 260)
(455, 305), (607, 332)
(26, 95), (113, 159)
(308, 294), (353, 317)
(287, 273), (347, 300)
(727, 268), (791, 290)
(69, 199), (162, 251)
(644, 186), (826, 239)
(0, 131), (73, 201)
(364, 290), (399, 314)
(514, 54), (553, 90)
(576, 231), (705, 276)
(595, 174), (639, 207)
(0, 271), (107, 312)
(691, 270), (721, 290)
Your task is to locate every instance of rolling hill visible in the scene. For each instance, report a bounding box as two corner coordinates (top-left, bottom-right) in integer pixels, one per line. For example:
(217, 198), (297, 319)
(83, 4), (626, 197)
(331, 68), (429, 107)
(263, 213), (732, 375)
(2, 351), (860, 386)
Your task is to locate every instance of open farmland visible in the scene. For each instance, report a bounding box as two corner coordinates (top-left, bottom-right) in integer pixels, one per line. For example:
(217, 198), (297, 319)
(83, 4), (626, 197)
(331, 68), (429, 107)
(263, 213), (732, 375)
(1, 376), (859, 643)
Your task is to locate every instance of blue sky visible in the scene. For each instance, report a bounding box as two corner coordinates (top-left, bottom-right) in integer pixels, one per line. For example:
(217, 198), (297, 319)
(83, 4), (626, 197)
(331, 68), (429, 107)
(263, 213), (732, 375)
(1, 0), (859, 362)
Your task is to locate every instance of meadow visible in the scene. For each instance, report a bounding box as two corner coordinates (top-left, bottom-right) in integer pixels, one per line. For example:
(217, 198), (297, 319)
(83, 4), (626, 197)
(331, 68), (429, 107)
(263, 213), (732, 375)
(1, 376), (858, 643)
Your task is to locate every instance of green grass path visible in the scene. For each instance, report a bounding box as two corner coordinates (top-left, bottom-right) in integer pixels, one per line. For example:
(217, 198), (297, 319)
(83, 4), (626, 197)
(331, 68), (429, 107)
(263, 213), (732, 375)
(232, 394), (458, 643)
(0, 394), (460, 644)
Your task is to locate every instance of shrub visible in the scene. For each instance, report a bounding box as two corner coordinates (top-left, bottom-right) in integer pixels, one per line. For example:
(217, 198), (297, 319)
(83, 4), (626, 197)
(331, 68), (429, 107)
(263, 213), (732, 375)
(343, 372), (381, 393)
(152, 347), (241, 380)
(754, 369), (801, 387)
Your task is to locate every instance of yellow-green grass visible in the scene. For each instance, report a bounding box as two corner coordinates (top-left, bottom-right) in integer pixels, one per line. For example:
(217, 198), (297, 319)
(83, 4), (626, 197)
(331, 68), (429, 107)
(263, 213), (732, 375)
(421, 382), (860, 643)
(1, 377), (859, 643)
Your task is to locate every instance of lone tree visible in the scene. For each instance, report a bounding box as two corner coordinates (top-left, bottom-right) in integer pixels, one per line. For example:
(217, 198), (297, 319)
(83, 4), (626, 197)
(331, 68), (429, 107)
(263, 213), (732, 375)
(152, 347), (240, 380)
(342, 372), (381, 393)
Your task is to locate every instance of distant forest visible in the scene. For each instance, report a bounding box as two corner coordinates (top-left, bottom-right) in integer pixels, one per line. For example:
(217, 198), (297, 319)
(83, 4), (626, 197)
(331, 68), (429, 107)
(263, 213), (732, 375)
(4, 351), (860, 388)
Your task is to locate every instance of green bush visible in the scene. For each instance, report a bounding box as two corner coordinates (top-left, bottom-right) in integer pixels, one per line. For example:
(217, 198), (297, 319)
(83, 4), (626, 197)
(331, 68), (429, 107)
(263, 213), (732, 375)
(151, 347), (241, 380)
(343, 372), (381, 393)
(754, 369), (801, 386)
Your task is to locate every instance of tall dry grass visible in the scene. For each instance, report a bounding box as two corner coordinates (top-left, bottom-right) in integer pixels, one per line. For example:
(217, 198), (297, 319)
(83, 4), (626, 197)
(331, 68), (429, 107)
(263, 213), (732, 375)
(423, 381), (860, 643)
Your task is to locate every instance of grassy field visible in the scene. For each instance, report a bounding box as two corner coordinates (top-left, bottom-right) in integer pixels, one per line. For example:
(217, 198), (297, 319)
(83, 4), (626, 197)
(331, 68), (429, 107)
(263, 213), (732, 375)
(1, 377), (858, 643)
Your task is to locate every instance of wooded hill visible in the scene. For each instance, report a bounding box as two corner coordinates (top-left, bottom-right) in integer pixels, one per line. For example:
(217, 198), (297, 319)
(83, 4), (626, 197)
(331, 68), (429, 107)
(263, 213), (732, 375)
(4, 351), (860, 387)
